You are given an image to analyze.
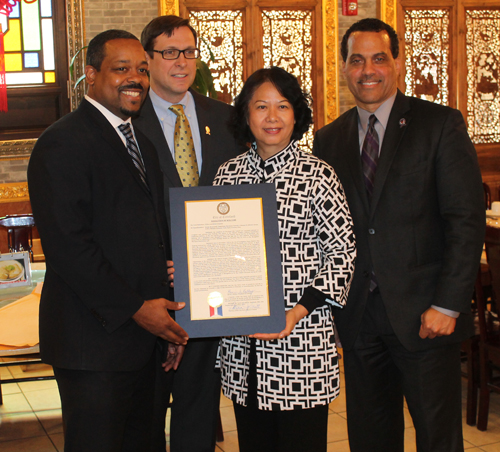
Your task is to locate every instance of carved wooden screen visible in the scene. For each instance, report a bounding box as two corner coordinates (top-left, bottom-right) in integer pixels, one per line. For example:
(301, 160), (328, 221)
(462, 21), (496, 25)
(180, 0), (323, 151)
(398, 0), (500, 148)
(403, 8), (451, 106)
(464, 8), (500, 144)
(188, 10), (244, 106)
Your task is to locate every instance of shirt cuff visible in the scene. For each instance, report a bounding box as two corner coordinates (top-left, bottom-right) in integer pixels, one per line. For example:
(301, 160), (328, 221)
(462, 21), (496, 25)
(431, 305), (460, 318)
(298, 286), (328, 314)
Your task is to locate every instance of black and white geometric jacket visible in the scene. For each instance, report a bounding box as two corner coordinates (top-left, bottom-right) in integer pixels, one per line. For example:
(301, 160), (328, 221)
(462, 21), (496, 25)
(213, 140), (356, 411)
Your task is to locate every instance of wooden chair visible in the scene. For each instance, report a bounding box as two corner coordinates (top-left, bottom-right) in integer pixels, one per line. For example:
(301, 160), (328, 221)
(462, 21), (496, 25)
(31, 238), (45, 262)
(477, 225), (500, 430)
(461, 270), (482, 426)
(484, 182), (492, 210)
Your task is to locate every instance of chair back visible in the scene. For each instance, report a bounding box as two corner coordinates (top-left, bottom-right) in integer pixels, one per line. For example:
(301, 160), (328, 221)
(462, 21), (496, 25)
(0, 214), (35, 260)
(485, 226), (500, 311)
(484, 183), (492, 210)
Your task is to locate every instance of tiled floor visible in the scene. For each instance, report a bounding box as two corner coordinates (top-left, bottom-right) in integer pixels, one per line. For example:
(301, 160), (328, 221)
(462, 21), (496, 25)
(1, 357), (499, 452)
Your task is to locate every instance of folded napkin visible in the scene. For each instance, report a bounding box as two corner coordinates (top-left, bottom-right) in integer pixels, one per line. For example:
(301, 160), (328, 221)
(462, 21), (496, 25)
(0, 283), (43, 349)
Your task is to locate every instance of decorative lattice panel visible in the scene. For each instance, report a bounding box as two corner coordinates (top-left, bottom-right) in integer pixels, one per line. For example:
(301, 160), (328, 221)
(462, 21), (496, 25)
(404, 9), (450, 106)
(262, 9), (314, 151)
(466, 9), (500, 144)
(189, 10), (244, 104)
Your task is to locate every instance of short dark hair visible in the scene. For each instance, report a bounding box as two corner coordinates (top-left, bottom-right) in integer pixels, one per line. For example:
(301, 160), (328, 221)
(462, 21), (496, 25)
(229, 67), (313, 146)
(86, 29), (139, 71)
(141, 15), (197, 57)
(340, 18), (399, 62)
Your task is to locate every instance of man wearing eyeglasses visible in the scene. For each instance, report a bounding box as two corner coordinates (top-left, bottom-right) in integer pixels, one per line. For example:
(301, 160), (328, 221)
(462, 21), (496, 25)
(134, 15), (244, 452)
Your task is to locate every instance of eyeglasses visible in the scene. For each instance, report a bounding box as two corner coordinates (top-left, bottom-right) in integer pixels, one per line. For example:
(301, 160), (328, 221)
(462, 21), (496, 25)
(152, 48), (200, 60)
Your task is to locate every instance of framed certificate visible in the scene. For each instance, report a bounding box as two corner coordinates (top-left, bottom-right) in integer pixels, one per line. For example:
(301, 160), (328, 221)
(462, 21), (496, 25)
(170, 184), (285, 338)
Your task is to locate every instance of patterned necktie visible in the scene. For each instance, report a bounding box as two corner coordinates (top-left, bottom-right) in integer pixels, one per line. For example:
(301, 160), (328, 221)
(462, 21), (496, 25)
(169, 104), (199, 187)
(361, 115), (380, 292)
(118, 123), (149, 190)
(361, 114), (380, 198)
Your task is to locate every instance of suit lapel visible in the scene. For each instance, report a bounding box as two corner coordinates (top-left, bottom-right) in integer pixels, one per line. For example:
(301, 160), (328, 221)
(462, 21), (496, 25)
(344, 109), (371, 214)
(136, 95), (183, 188)
(191, 90), (213, 186)
(370, 92), (411, 216)
(83, 100), (152, 198)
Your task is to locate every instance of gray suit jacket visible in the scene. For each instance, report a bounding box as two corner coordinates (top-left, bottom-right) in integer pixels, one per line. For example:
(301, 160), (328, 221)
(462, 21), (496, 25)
(313, 91), (485, 351)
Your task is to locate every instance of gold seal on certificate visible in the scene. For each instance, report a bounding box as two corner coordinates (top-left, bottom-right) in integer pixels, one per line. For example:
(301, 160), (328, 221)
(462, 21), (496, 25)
(217, 202), (230, 215)
(207, 291), (224, 317)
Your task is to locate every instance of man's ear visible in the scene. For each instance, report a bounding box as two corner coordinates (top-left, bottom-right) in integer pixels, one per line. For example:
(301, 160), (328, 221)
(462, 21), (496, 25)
(85, 65), (97, 86)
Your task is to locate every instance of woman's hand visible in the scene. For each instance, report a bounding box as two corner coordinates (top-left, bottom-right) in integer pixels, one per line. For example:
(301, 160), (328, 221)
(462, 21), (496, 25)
(249, 304), (309, 341)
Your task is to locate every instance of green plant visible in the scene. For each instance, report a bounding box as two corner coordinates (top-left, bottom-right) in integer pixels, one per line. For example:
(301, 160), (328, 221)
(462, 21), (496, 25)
(190, 37), (217, 99)
(69, 45), (88, 90)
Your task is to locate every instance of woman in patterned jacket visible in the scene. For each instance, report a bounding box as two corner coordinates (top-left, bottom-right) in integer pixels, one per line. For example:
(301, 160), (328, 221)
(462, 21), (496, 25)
(213, 67), (356, 452)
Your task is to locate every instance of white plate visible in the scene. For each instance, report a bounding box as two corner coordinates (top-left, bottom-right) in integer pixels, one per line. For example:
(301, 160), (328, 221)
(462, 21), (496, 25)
(0, 260), (24, 282)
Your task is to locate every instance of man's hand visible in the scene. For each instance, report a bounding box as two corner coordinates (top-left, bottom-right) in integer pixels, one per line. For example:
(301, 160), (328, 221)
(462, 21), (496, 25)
(162, 343), (185, 372)
(250, 304), (308, 341)
(167, 260), (174, 288)
(132, 298), (188, 344)
(419, 307), (457, 339)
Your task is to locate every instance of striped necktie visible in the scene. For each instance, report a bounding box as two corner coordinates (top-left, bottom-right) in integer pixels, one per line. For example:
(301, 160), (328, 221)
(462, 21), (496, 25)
(361, 114), (380, 292)
(118, 123), (149, 190)
(361, 114), (379, 198)
(169, 104), (199, 187)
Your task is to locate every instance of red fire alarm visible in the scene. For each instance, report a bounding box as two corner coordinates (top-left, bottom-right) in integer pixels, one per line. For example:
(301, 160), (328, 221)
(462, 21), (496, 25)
(342, 0), (358, 16)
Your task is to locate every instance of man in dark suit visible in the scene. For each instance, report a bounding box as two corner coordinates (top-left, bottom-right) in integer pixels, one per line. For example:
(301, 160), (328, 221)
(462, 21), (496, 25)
(133, 15), (244, 452)
(28, 29), (188, 452)
(313, 18), (485, 452)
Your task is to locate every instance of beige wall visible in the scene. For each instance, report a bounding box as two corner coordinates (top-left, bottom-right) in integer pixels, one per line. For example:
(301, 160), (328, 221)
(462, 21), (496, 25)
(84, 0), (158, 43)
(337, 1), (378, 114)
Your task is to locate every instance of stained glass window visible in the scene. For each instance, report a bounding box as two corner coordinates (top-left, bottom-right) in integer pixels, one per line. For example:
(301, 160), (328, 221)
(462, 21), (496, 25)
(0, 0), (56, 86)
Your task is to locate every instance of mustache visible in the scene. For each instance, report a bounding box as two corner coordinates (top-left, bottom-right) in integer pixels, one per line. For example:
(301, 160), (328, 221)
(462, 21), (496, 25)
(119, 83), (145, 92)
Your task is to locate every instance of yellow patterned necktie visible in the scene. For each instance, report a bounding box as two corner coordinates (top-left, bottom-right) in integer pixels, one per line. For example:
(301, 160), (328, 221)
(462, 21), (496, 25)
(169, 104), (199, 187)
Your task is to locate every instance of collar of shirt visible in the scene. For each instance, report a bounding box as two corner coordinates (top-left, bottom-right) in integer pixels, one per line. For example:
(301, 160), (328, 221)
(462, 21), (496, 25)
(247, 140), (298, 183)
(85, 95), (133, 147)
(149, 89), (203, 170)
(357, 92), (397, 153)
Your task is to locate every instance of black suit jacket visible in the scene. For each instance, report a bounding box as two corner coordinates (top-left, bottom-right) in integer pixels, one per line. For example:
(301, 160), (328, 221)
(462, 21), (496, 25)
(28, 99), (173, 371)
(313, 91), (485, 352)
(133, 89), (244, 229)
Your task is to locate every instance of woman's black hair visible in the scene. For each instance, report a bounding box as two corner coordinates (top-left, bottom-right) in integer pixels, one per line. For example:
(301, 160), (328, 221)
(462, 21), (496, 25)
(229, 66), (313, 145)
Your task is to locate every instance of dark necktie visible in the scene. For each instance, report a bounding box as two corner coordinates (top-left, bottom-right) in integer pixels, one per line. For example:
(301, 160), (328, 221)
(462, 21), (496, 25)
(361, 114), (380, 198)
(118, 123), (149, 190)
(169, 104), (199, 187)
(361, 115), (380, 292)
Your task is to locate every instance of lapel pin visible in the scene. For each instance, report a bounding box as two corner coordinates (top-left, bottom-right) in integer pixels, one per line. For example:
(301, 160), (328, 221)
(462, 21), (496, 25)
(399, 118), (407, 128)
(205, 126), (211, 135)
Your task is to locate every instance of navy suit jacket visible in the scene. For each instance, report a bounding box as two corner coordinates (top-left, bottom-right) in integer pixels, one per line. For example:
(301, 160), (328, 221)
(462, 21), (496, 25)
(313, 91), (485, 351)
(28, 99), (172, 371)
